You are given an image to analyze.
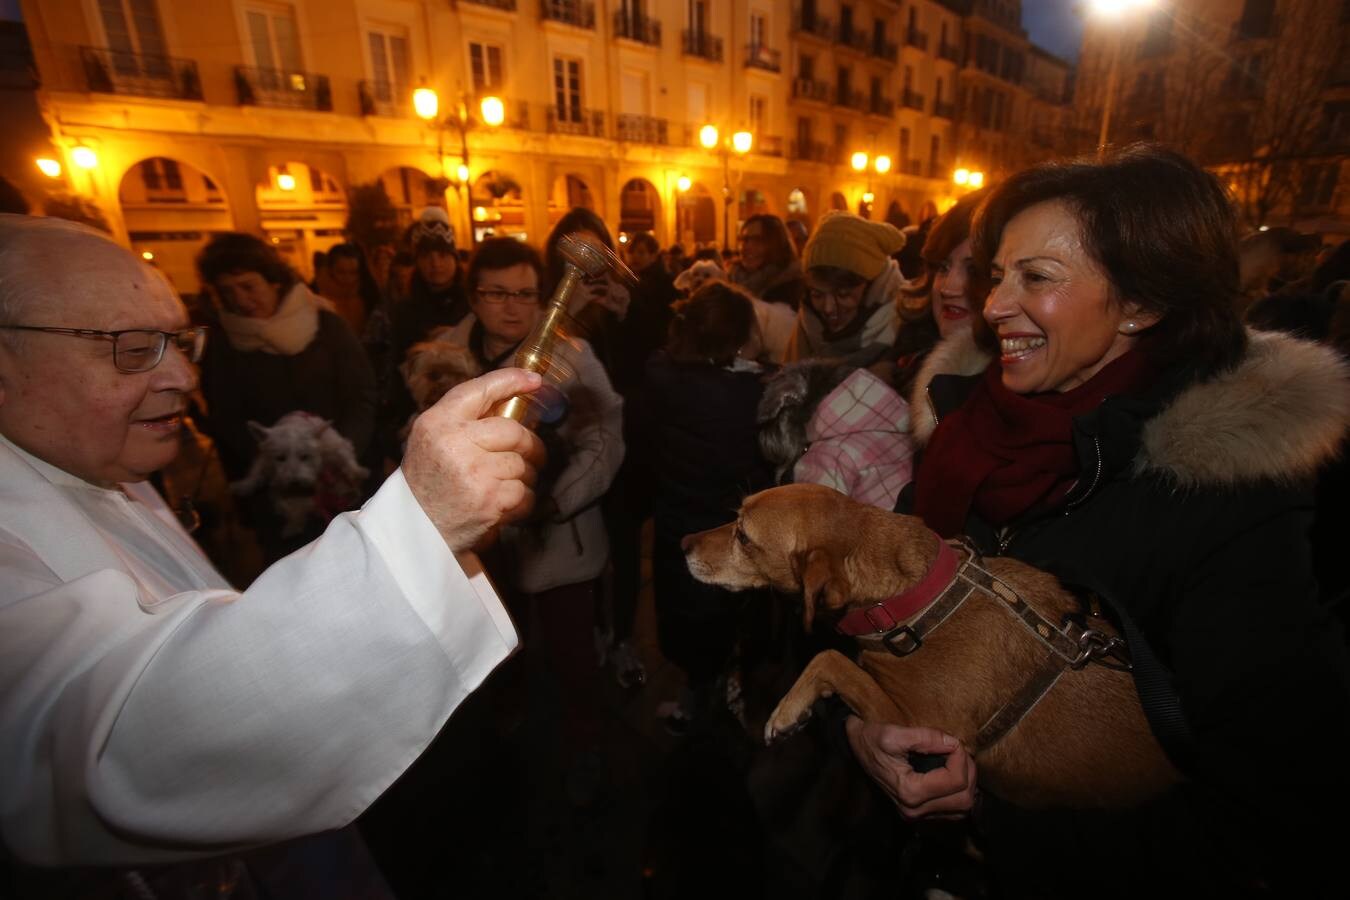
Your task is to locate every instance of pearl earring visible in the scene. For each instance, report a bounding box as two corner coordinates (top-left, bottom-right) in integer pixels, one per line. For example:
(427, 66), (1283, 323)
(1123, 321), (1138, 332)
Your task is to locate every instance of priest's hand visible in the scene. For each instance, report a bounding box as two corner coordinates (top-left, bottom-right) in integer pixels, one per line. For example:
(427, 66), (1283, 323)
(403, 367), (546, 552)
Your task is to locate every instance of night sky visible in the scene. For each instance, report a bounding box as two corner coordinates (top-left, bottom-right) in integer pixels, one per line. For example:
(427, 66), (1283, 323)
(1023, 0), (1086, 62)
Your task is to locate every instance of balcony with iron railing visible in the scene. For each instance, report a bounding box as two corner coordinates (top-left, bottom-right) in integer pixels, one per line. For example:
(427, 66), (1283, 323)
(933, 98), (955, 118)
(867, 95), (895, 117)
(938, 41), (961, 63)
(81, 46), (202, 100)
(835, 85), (867, 111)
(682, 29), (723, 61)
(235, 66), (331, 111)
(756, 135), (784, 156)
(358, 79), (408, 117)
(871, 38), (899, 63)
(615, 113), (669, 144)
(792, 76), (831, 102)
(463, 0), (518, 10)
(792, 9), (834, 42)
(836, 25), (870, 55)
(546, 106), (605, 136)
(903, 158), (924, 176)
(791, 139), (830, 162)
(906, 27), (929, 50)
(542, 0), (595, 29)
(745, 43), (781, 72)
(901, 88), (925, 111)
(614, 10), (660, 45)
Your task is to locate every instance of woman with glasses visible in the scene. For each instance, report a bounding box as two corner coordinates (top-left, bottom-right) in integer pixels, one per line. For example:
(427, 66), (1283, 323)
(786, 212), (907, 369)
(441, 236), (624, 808)
(729, 214), (807, 310)
(195, 232), (376, 566)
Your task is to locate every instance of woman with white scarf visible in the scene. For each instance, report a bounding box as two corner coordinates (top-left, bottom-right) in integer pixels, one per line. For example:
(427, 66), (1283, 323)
(196, 232), (376, 564)
(785, 212), (907, 369)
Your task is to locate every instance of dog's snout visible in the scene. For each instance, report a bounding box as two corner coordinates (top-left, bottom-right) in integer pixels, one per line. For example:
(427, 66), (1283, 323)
(680, 533), (697, 553)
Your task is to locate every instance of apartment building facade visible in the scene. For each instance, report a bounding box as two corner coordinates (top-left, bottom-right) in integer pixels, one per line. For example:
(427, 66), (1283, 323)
(17, 0), (1071, 289)
(1074, 0), (1349, 236)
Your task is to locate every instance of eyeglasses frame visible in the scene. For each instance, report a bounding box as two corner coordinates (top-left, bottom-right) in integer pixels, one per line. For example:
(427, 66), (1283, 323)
(0, 325), (208, 373)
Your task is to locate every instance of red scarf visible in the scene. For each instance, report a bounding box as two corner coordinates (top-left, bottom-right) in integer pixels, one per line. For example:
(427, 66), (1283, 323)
(914, 351), (1155, 537)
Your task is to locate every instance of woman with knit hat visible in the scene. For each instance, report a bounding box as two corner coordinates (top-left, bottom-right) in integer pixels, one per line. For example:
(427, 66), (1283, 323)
(786, 212), (907, 366)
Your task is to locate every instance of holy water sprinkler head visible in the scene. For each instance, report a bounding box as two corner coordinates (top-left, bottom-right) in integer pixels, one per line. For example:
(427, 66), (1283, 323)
(557, 232), (638, 285)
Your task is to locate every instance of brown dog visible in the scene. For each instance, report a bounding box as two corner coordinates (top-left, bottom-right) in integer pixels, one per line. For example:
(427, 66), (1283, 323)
(682, 483), (1179, 809)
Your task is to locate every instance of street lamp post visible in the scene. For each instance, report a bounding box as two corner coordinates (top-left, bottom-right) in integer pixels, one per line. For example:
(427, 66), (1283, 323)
(849, 150), (893, 219)
(413, 83), (504, 246)
(1089, 0), (1159, 154)
(700, 124), (753, 254)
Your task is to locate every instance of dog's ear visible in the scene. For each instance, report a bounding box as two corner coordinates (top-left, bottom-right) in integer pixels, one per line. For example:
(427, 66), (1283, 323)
(247, 420), (269, 444)
(797, 548), (847, 633)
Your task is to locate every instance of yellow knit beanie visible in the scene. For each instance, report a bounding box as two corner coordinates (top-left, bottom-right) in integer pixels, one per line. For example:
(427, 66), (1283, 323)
(802, 212), (907, 280)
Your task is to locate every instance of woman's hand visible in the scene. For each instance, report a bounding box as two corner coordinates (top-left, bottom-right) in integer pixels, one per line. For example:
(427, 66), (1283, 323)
(845, 716), (979, 821)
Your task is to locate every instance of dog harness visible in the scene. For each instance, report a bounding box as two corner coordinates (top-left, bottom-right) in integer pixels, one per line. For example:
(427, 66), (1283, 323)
(835, 536), (1131, 753)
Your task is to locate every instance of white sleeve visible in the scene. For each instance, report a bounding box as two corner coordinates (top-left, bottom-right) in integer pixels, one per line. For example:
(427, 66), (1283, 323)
(0, 470), (516, 866)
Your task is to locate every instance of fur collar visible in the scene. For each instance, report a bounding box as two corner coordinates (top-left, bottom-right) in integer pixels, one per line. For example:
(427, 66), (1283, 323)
(908, 329), (991, 447)
(1134, 329), (1350, 487)
(909, 329), (1350, 488)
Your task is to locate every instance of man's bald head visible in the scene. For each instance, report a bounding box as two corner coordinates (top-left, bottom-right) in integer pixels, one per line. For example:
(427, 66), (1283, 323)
(0, 214), (145, 342)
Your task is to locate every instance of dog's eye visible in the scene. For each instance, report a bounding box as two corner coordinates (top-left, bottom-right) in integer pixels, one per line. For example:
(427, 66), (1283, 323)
(735, 524), (750, 547)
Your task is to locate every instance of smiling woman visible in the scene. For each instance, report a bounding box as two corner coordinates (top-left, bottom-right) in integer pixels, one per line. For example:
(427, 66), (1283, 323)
(849, 145), (1350, 895)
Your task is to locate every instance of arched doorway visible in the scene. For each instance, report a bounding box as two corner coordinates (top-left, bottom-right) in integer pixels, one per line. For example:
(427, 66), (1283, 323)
(830, 191), (848, 211)
(378, 165), (441, 231)
(255, 161), (348, 280)
(677, 182), (716, 248)
(619, 177), (660, 240)
(549, 173), (596, 226)
(738, 185), (772, 223)
(470, 170), (526, 243)
(119, 157), (233, 293)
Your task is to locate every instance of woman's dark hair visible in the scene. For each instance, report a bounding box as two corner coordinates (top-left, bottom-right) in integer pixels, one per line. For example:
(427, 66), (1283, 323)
(325, 242), (363, 268)
(544, 207), (613, 295)
(466, 237), (545, 300)
(900, 187), (990, 321)
(740, 214), (797, 269)
(629, 231), (660, 254)
(971, 144), (1247, 377)
(667, 281), (755, 367)
(196, 232), (298, 293)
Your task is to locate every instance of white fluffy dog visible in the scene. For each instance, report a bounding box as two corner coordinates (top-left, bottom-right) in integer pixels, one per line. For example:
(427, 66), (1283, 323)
(673, 259), (726, 294)
(231, 411), (369, 537)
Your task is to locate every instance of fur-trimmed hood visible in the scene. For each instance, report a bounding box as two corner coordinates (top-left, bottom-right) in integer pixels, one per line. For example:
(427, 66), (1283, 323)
(910, 329), (1350, 488)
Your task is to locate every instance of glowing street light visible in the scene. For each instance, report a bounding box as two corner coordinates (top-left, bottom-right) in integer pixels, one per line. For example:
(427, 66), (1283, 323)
(141, 250), (155, 261)
(35, 157), (61, 178)
(413, 86), (440, 121)
(1090, 0), (1158, 152)
(677, 174), (691, 192)
(873, 154), (892, 174)
(276, 168), (296, 191)
(851, 151), (869, 172)
(731, 130), (753, 154)
(455, 163), (470, 185)
(71, 145), (98, 170)
(479, 95), (505, 127)
(953, 168), (971, 185)
(1089, 0), (1156, 17)
(699, 124), (720, 149)
(862, 191), (875, 205)
(968, 171), (985, 189)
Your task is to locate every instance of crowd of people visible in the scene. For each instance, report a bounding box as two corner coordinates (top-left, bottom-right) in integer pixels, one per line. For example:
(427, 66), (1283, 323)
(2, 142), (1349, 899)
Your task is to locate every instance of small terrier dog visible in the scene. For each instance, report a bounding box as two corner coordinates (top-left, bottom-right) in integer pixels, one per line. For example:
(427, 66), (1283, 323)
(401, 339), (481, 412)
(232, 411), (369, 537)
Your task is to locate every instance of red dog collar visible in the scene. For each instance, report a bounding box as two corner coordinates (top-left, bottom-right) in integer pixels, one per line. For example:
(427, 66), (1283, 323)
(835, 535), (960, 636)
